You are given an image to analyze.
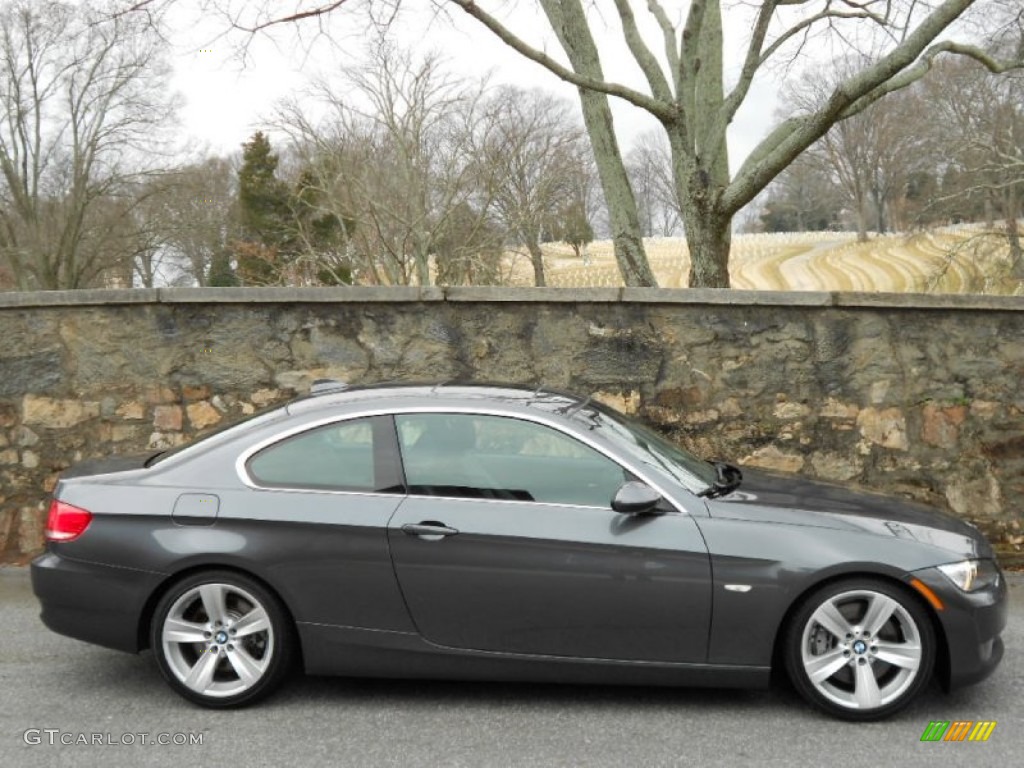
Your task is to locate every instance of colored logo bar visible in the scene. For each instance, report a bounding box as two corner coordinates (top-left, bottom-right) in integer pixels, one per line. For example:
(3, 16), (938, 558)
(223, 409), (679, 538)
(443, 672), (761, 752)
(920, 721), (996, 742)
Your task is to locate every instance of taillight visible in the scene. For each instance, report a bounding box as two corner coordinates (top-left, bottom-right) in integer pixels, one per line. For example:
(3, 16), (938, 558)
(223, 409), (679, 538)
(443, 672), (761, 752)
(45, 500), (93, 542)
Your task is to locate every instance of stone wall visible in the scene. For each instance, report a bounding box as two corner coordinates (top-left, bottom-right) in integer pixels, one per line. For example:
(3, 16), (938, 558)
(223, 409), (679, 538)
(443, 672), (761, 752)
(2, 286), (1023, 563)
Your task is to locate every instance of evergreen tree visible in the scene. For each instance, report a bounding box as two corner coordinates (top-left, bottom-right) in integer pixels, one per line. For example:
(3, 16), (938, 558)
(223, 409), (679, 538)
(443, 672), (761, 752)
(545, 199), (594, 260)
(206, 250), (238, 286)
(234, 132), (291, 284)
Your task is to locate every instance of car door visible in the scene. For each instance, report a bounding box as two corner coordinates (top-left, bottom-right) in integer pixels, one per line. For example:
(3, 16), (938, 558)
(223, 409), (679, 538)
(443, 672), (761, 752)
(237, 414), (412, 632)
(386, 411), (712, 663)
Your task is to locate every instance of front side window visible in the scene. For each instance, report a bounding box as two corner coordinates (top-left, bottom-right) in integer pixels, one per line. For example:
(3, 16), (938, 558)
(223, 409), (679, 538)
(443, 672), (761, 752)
(247, 415), (401, 492)
(396, 413), (629, 507)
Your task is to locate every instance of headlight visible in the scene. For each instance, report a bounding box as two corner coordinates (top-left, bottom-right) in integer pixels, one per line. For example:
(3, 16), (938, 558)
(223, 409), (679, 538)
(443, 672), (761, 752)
(937, 559), (1001, 592)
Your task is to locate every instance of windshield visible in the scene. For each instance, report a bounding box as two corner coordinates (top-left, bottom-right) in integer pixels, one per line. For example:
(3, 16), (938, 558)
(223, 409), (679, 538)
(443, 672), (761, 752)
(565, 402), (718, 493)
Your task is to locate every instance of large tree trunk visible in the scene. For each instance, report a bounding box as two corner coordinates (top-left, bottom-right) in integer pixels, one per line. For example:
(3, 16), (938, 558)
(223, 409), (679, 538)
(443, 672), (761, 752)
(984, 191), (996, 229)
(855, 183), (869, 243)
(415, 258), (431, 286)
(412, 234), (432, 286)
(540, 0), (657, 288)
(682, 206), (731, 288)
(573, 85), (655, 288)
(1008, 223), (1023, 279)
(525, 238), (547, 286)
(672, 0), (733, 289)
(1007, 191), (1023, 279)
(871, 184), (887, 233)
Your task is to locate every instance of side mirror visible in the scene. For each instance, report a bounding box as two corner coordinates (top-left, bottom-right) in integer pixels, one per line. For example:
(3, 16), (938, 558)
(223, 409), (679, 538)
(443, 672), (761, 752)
(611, 481), (663, 515)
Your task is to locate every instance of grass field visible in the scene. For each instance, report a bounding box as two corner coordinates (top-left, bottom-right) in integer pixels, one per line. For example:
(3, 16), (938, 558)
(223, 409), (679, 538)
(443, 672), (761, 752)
(506, 225), (1024, 293)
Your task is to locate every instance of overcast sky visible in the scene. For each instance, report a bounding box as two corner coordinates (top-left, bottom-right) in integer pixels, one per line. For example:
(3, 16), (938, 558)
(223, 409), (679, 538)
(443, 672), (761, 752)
(165, 2), (781, 171)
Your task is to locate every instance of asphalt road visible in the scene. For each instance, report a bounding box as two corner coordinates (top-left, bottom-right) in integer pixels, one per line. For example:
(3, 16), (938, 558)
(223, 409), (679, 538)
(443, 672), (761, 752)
(2, 565), (1022, 768)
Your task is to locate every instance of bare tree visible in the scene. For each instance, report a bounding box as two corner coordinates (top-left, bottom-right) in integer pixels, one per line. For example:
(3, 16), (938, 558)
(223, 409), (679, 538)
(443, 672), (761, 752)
(0, 0), (176, 289)
(445, 0), (1024, 286)
(478, 87), (593, 286)
(786, 61), (930, 241)
(922, 56), (1024, 272)
(136, 157), (239, 286)
(758, 155), (844, 232)
(113, 0), (1024, 287)
(120, 181), (180, 288)
(626, 131), (682, 237)
(273, 48), (493, 286)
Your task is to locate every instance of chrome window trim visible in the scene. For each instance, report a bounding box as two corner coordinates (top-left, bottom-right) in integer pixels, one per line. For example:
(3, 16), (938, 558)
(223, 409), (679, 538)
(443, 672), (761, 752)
(404, 493), (613, 513)
(235, 486), (403, 500)
(234, 484), (618, 514)
(234, 405), (689, 515)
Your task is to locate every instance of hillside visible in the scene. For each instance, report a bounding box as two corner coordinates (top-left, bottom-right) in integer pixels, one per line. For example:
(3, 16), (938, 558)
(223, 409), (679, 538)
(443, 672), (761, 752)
(507, 225), (1023, 294)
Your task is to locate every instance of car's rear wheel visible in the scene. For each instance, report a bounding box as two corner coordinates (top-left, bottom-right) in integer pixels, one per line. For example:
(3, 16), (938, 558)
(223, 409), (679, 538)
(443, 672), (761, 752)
(784, 578), (935, 720)
(151, 570), (294, 708)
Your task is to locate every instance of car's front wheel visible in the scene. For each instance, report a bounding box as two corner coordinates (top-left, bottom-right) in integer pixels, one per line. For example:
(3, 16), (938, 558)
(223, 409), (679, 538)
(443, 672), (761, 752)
(151, 570), (294, 708)
(784, 578), (936, 720)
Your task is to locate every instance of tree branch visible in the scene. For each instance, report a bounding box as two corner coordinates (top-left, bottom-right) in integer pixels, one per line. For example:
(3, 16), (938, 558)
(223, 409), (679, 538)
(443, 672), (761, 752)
(646, 0), (680, 91)
(114, 0), (353, 33)
(450, 0), (673, 120)
(724, 0), (1023, 214)
(715, 1), (778, 147)
(227, 1), (353, 34)
(612, 0), (674, 101)
(678, 0), (707, 134)
(836, 40), (1024, 122)
(720, 1), (909, 139)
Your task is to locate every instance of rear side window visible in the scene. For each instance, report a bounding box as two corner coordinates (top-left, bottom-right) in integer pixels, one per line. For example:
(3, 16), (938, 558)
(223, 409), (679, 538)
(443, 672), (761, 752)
(246, 416), (402, 493)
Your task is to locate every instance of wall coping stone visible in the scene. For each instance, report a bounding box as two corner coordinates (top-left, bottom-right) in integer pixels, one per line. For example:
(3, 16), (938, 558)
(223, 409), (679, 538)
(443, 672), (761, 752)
(1, 286), (1023, 312)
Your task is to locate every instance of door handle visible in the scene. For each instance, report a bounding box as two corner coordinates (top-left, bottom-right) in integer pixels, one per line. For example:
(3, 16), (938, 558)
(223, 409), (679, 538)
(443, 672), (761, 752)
(401, 521), (459, 539)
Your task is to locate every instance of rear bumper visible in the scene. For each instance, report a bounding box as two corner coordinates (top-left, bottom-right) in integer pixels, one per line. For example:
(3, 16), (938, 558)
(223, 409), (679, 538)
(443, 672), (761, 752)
(31, 550), (162, 653)
(909, 565), (1008, 690)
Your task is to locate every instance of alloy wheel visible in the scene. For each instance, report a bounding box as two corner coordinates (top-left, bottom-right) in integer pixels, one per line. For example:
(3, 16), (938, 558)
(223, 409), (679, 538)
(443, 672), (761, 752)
(160, 581), (275, 699)
(785, 579), (936, 719)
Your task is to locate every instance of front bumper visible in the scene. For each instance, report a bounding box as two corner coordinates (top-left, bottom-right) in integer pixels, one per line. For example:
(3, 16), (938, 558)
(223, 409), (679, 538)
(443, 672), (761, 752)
(31, 549), (162, 653)
(909, 564), (1008, 690)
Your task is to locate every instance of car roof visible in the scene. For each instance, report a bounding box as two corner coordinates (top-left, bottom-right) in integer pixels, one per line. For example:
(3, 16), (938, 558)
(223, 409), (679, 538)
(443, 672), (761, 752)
(285, 381), (587, 418)
(144, 382), (605, 475)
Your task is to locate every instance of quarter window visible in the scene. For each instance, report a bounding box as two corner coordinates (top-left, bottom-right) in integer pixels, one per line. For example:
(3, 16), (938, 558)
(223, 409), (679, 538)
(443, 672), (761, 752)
(396, 413), (629, 507)
(247, 416), (401, 492)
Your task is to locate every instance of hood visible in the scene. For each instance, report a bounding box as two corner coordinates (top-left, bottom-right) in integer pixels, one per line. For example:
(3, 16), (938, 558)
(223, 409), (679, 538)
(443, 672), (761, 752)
(706, 468), (992, 559)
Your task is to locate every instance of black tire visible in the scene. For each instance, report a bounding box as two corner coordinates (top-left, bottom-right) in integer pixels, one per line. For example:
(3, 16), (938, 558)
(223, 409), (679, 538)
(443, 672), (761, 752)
(150, 570), (295, 708)
(783, 577), (936, 721)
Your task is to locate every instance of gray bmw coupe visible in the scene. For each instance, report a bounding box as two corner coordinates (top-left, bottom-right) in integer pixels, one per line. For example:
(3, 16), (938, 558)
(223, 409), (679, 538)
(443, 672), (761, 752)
(32, 382), (1006, 719)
